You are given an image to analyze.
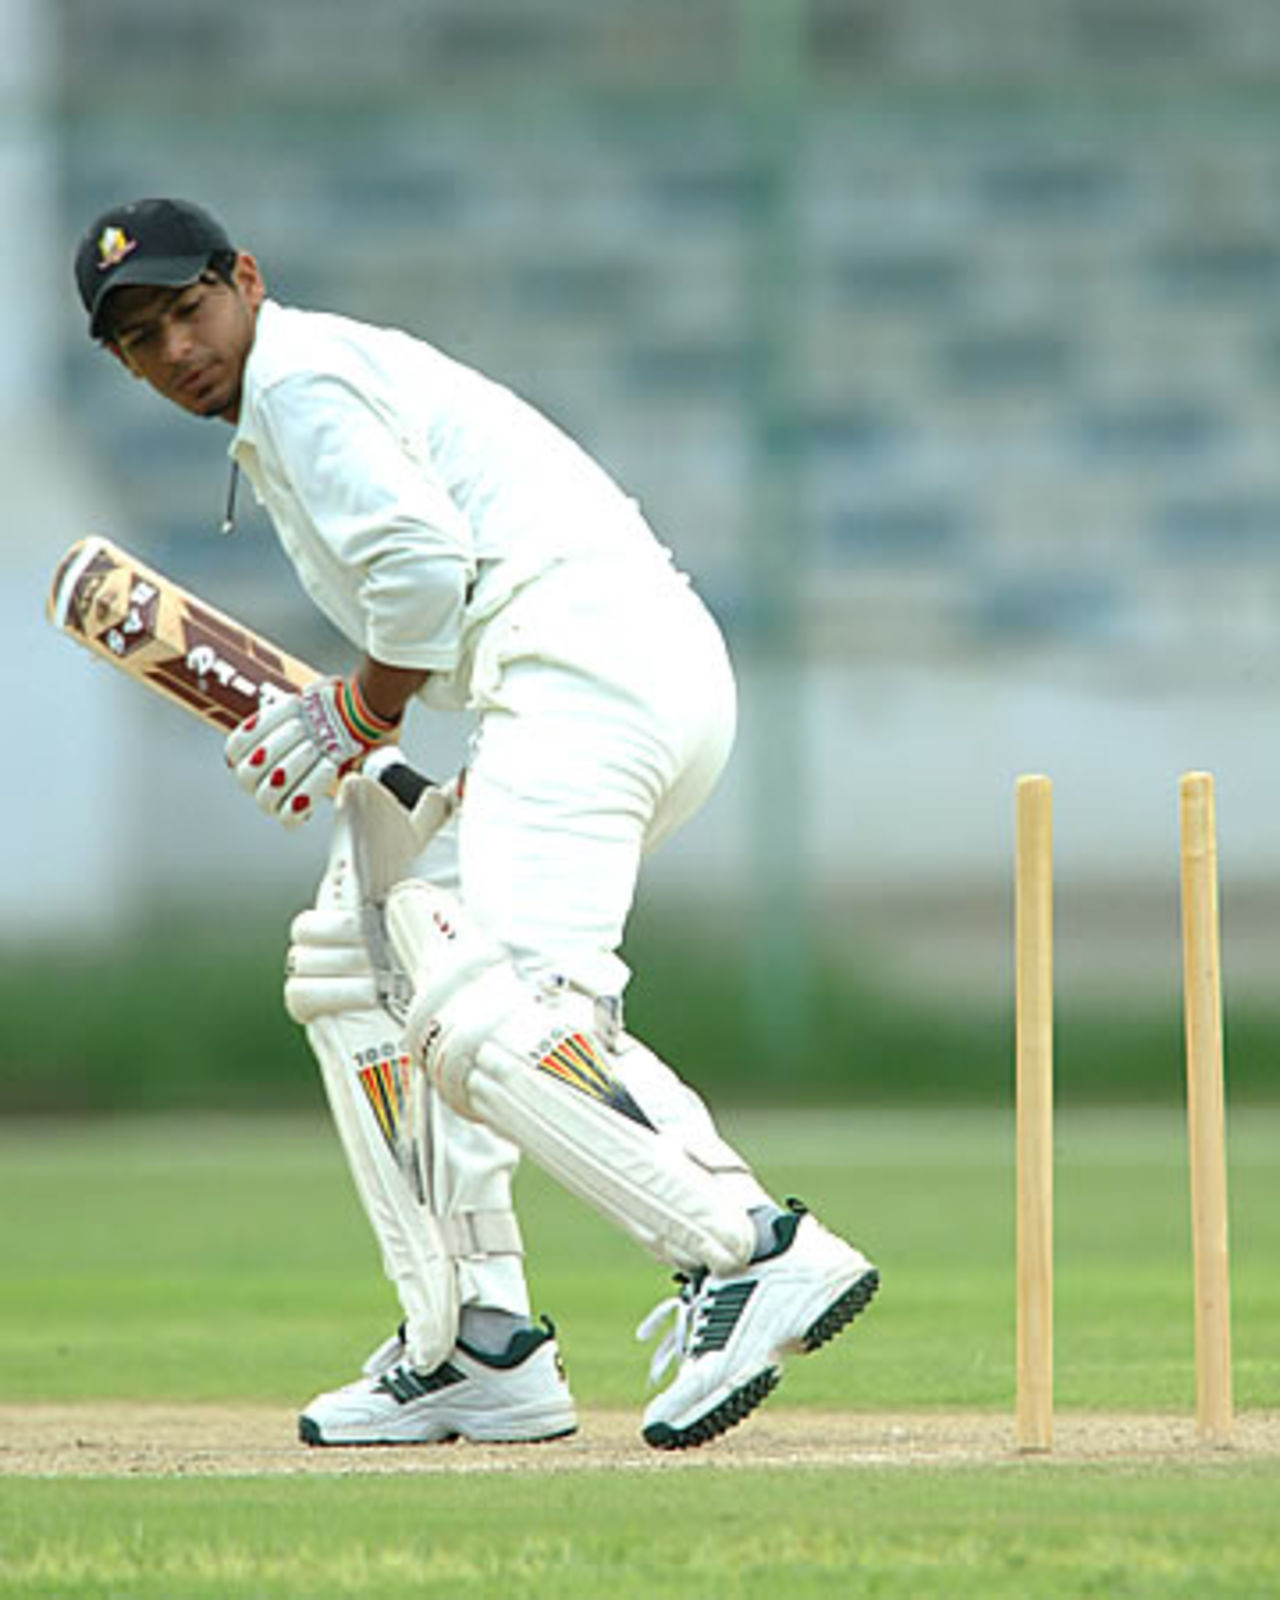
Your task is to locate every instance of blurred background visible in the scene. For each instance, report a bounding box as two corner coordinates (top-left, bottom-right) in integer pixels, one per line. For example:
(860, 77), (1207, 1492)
(5, 0), (1280, 1110)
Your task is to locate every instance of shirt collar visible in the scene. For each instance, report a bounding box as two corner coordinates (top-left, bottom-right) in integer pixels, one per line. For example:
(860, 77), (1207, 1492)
(228, 297), (283, 463)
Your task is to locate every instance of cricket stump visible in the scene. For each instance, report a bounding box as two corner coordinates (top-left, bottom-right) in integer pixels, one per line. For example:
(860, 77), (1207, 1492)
(1015, 774), (1054, 1453)
(1178, 771), (1234, 1448)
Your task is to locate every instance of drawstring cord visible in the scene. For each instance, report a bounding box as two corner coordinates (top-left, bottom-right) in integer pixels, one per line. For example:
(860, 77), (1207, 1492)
(220, 462), (240, 535)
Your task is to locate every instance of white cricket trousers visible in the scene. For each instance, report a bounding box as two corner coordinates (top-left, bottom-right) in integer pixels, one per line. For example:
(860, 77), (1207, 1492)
(460, 556), (737, 992)
(425, 556), (746, 1316)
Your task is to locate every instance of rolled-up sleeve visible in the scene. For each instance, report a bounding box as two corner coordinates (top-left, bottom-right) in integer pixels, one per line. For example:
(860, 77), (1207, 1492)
(261, 374), (476, 670)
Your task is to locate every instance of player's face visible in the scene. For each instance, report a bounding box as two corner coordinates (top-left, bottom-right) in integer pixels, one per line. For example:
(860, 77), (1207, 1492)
(108, 253), (265, 423)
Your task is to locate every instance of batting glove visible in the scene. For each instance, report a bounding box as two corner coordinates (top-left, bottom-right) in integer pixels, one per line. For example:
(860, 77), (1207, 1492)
(225, 676), (401, 827)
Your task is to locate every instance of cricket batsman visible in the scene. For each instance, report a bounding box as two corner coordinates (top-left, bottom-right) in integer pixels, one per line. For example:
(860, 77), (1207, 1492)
(73, 196), (879, 1450)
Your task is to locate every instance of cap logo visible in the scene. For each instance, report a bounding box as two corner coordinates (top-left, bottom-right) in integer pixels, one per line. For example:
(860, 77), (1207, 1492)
(96, 226), (137, 272)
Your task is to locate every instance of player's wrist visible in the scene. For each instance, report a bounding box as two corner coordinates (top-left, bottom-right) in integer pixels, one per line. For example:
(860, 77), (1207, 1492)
(340, 675), (402, 747)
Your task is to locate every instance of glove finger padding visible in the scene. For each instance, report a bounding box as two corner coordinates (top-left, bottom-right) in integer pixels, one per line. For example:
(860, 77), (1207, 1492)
(285, 906), (379, 1024)
(261, 743), (337, 826)
(232, 708), (335, 826)
(224, 692), (299, 767)
(229, 705), (305, 794)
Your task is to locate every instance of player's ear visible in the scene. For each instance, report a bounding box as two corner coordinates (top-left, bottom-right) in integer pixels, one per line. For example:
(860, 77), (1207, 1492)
(232, 251), (266, 310)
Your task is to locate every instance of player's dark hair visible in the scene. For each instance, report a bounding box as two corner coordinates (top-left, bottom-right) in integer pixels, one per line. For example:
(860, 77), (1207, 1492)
(206, 249), (238, 284)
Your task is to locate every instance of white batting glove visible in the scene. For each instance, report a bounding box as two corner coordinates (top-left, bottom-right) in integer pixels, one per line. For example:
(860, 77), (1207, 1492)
(284, 906), (379, 1023)
(225, 676), (401, 827)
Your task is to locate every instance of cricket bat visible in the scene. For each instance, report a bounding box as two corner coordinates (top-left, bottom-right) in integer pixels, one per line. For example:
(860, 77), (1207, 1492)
(47, 535), (440, 816)
(47, 534), (320, 732)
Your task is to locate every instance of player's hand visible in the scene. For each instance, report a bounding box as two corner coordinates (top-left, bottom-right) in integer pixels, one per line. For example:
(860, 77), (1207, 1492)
(284, 906), (379, 1022)
(224, 676), (401, 827)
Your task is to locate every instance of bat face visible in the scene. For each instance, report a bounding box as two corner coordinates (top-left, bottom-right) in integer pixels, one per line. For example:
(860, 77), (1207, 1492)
(48, 536), (318, 731)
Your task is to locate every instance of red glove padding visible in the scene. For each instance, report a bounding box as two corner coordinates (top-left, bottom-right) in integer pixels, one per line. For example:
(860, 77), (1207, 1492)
(224, 676), (401, 827)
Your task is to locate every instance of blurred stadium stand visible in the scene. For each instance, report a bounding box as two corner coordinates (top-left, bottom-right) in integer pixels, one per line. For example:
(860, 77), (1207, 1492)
(28, 0), (1280, 993)
(55, 0), (1280, 677)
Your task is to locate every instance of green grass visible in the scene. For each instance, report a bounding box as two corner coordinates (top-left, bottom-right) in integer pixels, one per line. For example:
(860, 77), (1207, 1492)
(0, 1109), (1277, 1596)
(2, 1469), (1280, 1598)
(0, 1108), (1276, 1412)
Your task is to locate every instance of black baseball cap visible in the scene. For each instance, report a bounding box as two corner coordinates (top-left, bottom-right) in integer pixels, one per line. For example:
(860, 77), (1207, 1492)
(75, 198), (234, 338)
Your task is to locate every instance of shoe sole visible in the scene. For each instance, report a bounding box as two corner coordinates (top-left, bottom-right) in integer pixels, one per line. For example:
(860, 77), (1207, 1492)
(642, 1365), (780, 1451)
(642, 1265), (881, 1453)
(799, 1265), (880, 1353)
(298, 1416), (578, 1448)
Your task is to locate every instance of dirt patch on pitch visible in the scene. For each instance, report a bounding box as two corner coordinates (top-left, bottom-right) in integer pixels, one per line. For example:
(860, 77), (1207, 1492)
(1, 1405), (1277, 1477)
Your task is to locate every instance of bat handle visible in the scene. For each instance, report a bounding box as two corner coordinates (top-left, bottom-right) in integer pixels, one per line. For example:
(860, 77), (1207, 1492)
(377, 760), (434, 811)
(363, 745), (456, 814)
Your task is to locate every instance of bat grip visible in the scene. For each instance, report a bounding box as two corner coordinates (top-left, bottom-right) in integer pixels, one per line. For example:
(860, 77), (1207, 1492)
(368, 755), (434, 812)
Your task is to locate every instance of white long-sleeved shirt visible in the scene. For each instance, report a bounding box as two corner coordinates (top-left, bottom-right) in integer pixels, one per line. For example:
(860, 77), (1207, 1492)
(229, 300), (676, 705)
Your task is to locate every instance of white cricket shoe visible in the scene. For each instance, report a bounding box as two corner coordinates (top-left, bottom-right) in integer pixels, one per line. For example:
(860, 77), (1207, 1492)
(299, 1317), (577, 1446)
(636, 1200), (879, 1450)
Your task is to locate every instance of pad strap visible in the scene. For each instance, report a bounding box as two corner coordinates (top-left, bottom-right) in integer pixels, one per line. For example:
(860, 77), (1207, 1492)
(440, 1209), (524, 1259)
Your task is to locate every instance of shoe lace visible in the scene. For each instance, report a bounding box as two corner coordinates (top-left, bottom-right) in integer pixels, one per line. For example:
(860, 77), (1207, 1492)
(635, 1273), (703, 1386)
